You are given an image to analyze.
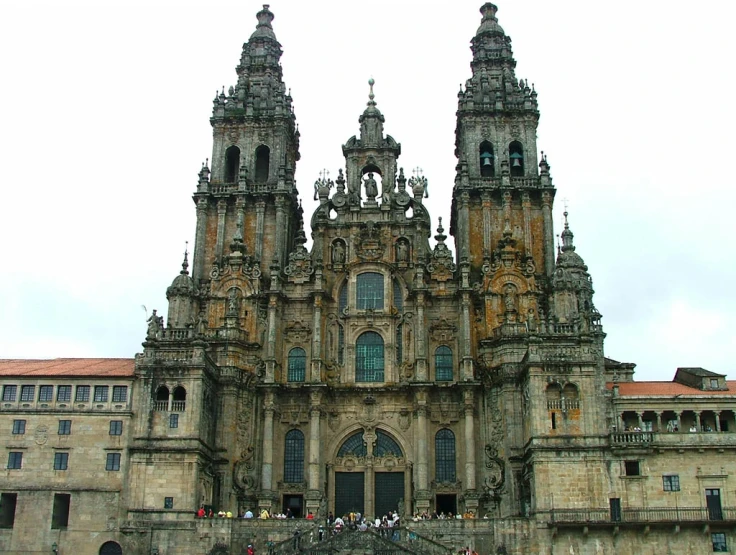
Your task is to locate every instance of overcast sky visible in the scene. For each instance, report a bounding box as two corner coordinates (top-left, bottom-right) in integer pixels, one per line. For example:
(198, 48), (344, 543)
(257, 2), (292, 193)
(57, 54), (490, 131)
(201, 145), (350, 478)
(0, 1), (734, 382)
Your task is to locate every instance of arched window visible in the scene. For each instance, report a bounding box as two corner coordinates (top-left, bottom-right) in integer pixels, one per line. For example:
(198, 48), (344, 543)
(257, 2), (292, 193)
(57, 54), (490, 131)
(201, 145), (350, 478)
(356, 272), (383, 310)
(435, 346), (453, 381)
(435, 429), (456, 482)
(224, 145), (240, 183)
(255, 145), (270, 182)
(338, 431), (367, 457)
(356, 331), (384, 382)
(338, 282), (348, 314)
(479, 141), (494, 177)
(172, 386), (186, 411)
(374, 430), (402, 457)
(155, 386), (169, 401)
(99, 541), (123, 555)
(287, 347), (306, 382)
(284, 429), (304, 483)
(393, 279), (403, 311)
(509, 141), (524, 176)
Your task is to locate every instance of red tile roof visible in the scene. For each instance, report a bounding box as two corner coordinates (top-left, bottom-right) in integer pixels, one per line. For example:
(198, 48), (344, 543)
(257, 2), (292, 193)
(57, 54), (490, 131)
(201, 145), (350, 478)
(0, 358), (135, 378)
(607, 381), (736, 396)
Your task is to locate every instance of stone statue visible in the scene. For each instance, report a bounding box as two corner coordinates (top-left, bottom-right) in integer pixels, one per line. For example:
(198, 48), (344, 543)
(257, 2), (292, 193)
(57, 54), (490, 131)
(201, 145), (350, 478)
(332, 241), (345, 264)
(396, 240), (409, 262)
(348, 175), (361, 205)
(364, 172), (378, 199)
(227, 288), (240, 316)
(503, 284), (516, 313)
(146, 309), (164, 339)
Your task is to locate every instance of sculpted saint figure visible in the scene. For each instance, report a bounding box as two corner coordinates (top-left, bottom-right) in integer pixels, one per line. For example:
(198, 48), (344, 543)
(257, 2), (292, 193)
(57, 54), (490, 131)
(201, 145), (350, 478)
(364, 172), (378, 199)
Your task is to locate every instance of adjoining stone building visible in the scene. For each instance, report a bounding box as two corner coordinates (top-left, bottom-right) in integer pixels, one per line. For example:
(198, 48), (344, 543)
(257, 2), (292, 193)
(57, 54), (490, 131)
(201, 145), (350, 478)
(1, 3), (735, 554)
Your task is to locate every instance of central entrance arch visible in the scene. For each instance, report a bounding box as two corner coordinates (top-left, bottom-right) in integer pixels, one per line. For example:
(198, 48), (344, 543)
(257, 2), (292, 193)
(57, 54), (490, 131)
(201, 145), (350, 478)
(330, 428), (409, 519)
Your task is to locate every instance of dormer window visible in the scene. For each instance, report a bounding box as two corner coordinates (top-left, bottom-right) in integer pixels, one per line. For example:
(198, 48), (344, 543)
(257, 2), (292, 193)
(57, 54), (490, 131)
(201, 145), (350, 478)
(509, 141), (524, 176)
(710, 378), (719, 389)
(479, 141), (494, 177)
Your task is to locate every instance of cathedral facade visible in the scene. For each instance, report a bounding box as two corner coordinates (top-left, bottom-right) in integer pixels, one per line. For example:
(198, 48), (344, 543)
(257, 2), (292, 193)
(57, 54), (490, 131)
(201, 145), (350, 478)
(2, 4), (736, 555)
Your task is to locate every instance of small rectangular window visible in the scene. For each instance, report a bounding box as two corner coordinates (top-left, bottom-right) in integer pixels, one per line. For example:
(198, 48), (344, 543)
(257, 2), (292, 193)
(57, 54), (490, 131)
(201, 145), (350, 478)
(663, 474), (680, 492)
(75, 385), (90, 402)
(54, 452), (69, 471)
(12, 420), (25, 435)
(38, 385), (53, 402)
(56, 385), (72, 402)
(109, 420), (123, 436)
(20, 385), (35, 402)
(164, 497), (174, 509)
(169, 414), (179, 429)
(106, 452), (121, 471)
(112, 385), (128, 403)
(58, 420), (71, 435)
(711, 378), (720, 389)
(0, 493), (18, 528)
(51, 493), (70, 529)
(2, 385), (17, 402)
(624, 460), (640, 476)
(712, 532), (728, 552)
(94, 386), (109, 402)
(7, 452), (22, 470)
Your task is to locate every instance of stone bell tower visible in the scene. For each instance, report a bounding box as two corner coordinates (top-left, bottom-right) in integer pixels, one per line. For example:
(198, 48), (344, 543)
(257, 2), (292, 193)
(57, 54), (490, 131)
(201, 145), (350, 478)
(191, 4), (301, 284)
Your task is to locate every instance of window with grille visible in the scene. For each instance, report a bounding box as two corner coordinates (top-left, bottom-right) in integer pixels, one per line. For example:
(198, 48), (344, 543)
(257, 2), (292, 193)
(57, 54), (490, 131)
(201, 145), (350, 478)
(396, 323), (403, 364)
(338, 432), (367, 457)
(374, 431), (402, 457)
(20, 385), (35, 402)
(38, 385), (53, 402)
(57, 386), (72, 402)
(284, 430), (305, 483)
(339, 283), (348, 314)
(169, 414), (179, 428)
(2, 385), (17, 402)
(713, 532), (727, 552)
(435, 429), (456, 482)
(112, 386), (127, 403)
(624, 460), (640, 476)
(288, 348), (306, 382)
(94, 386), (109, 402)
(106, 453), (121, 471)
(356, 273), (384, 310)
(75, 385), (90, 402)
(393, 279), (403, 311)
(12, 420), (25, 435)
(435, 346), (453, 381)
(7, 452), (22, 470)
(58, 420), (71, 435)
(663, 475), (680, 491)
(54, 453), (68, 471)
(164, 497), (174, 509)
(109, 421), (123, 436)
(356, 332), (384, 382)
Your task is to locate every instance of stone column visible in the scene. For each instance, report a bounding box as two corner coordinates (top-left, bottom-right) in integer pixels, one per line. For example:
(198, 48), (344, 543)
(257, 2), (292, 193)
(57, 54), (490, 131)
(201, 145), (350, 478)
(715, 411), (722, 432)
(265, 295), (278, 383)
(215, 199), (228, 261)
(637, 412), (644, 430)
(460, 293), (473, 381)
(695, 411), (702, 431)
(456, 192), (470, 264)
(274, 196), (288, 268)
(311, 297), (322, 382)
(676, 412), (682, 432)
(521, 191), (532, 255)
(463, 390), (476, 491)
(415, 389), (430, 507)
(260, 391), (276, 506)
(193, 197), (208, 282)
(306, 390), (323, 515)
(541, 191), (555, 278)
(415, 291), (427, 381)
(255, 201), (266, 261)
(481, 192), (492, 254)
(655, 412), (663, 432)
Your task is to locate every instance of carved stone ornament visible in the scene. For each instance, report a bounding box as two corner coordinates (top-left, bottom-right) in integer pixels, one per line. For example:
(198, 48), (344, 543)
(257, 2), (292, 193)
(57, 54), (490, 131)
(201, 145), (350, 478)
(354, 221), (384, 261)
(429, 318), (458, 342)
(427, 218), (456, 282)
(483, 444), (506, 493)
(284, 242), (314, 284)
(284, 320), (311, 343)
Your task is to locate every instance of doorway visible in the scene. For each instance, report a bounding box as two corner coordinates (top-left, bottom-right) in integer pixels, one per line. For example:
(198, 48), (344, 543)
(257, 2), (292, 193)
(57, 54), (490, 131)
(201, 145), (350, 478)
(335, 472), (365, 517)
(436, 494), (457, 516)
(283, 494), (304, 518)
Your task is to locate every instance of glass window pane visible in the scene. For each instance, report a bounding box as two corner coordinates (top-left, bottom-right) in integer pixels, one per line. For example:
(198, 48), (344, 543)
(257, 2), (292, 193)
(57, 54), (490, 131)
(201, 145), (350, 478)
(284, 430), (305, 483)
(435, 346), (453, 381)
(287, 348), (306, 382)
(94, 386), (109, 402)
(57, 386), (72, 402)
(20, 386), (35, 402)
(356, 332), (384, 382)
(38, 386), (53, 402)
(75, 386), (90, 402)
(356, 273), (384, 310)
(112, 386), (127, 403)
(373, 431), (402, 457)
(435, 429), (456, 482)
(3, 385), (17, 402)
(337, 432), (367, 458)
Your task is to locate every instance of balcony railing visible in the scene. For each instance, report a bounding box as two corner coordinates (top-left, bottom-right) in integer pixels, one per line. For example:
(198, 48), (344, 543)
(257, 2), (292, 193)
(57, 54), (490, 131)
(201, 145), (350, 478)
(548, 507), (736, 526)
(610, 431), (653, 445)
